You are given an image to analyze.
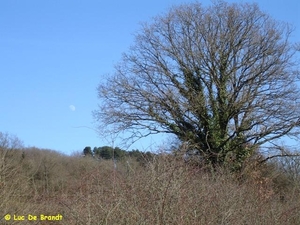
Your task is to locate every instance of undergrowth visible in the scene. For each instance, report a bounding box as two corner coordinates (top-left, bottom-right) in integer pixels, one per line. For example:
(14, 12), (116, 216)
(1, 148), (300, 224)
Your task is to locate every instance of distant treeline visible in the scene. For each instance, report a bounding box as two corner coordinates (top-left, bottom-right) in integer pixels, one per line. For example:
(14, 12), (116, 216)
(83, 146), (155, 162)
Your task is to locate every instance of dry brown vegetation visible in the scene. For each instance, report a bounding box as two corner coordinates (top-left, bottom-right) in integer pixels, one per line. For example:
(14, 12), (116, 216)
(1, 145), (300, 225)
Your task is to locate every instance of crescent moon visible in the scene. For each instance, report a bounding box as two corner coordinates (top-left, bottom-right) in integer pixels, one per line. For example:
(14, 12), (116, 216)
(69, 105), (76, 111)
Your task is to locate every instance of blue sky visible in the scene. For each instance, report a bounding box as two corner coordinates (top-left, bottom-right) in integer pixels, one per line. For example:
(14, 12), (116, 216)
(1, 0), (299, 155)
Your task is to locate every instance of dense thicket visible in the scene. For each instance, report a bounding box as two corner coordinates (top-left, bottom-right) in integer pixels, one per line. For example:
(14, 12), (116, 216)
(0, 138), (300, 224)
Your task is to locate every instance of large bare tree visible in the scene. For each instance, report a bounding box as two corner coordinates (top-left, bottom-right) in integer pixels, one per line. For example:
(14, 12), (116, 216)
(94, 1), (300, 168)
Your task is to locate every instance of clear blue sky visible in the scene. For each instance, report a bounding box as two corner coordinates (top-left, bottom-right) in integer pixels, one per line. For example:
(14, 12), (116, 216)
(1, 0), (299, 155)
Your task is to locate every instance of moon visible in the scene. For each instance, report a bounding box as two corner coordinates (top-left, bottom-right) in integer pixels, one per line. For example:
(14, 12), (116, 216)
(69, 105), (76, 111)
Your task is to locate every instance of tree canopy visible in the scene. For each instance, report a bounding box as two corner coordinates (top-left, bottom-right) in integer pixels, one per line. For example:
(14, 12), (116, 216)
(94, 1), (300, 169)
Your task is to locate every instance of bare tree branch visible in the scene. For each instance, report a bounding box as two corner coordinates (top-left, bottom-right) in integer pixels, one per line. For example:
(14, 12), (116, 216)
(259, 154), (300, 164)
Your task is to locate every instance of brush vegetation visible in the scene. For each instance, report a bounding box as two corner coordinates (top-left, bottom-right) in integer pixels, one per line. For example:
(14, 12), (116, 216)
(1, 133), (300, 224)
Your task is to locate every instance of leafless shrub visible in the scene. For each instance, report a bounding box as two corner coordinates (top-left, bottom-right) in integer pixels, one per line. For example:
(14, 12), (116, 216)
(1, 134), (300, 224)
